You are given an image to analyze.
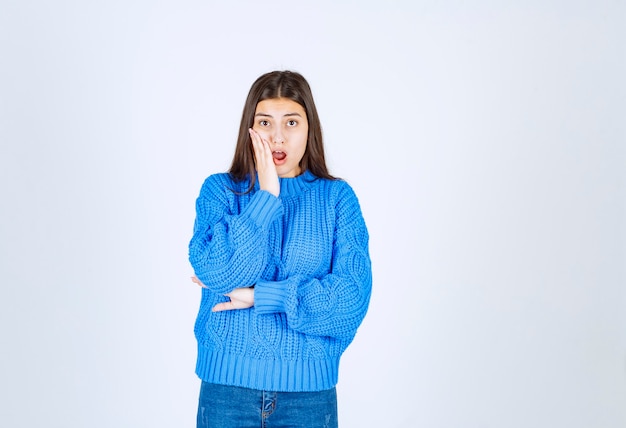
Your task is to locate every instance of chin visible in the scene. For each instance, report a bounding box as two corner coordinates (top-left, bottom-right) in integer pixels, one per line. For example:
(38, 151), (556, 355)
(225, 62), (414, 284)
(277, 166), (297, 178)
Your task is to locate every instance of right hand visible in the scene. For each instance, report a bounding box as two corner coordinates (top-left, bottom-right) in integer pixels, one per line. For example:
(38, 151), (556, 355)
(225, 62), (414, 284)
(211, 287), (255, 312)
(191, 275), (206, 288)
(249, 128), (280, 197)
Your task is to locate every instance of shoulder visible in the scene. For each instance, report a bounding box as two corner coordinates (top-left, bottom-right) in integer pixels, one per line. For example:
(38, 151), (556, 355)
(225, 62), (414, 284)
(308, 176), (362, 213)
(200, 172), (234, 189)
(198, 173), (250, 197)
(321, 178), (368, 231)
(306, 172), (352, 193)
(334, 178), (357, 196)
(323, 177), (359, 202)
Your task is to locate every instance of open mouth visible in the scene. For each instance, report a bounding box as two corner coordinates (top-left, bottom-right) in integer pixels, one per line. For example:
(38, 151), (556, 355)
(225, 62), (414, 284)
(272, 151), (286, 161)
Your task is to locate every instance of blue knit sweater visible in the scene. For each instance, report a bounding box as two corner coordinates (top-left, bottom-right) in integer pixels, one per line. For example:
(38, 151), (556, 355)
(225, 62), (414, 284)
(189, 170), (372, 392)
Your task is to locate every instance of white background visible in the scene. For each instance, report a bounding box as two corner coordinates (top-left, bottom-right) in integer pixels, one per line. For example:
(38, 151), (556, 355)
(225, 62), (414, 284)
(1, 1), (624, 427)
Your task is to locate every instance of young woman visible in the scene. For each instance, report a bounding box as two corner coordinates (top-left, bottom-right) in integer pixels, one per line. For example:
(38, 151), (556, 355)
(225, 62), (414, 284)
(189, 70), (372, 427)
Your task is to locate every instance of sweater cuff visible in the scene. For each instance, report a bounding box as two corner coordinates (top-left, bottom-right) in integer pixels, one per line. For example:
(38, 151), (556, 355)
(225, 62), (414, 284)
(254, 280), (289, 314)
(243, 190), (283, 229)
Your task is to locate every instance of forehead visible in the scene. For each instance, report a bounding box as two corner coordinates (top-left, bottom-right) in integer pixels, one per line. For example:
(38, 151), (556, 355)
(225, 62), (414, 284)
(255, 98), (305, 115)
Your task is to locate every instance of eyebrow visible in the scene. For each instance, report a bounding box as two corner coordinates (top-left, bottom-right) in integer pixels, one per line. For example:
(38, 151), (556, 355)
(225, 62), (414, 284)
(254, 112), (303, 118)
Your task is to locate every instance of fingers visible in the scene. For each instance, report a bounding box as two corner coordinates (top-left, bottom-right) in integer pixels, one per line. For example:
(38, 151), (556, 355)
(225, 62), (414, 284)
(212, 300), (237, 312)
(249, 128), (271, 167)
(249, 128), (279, 196)
(212, 298), (250, 312)
(211, 288), (255, 312)
(191, 276), (207, 288)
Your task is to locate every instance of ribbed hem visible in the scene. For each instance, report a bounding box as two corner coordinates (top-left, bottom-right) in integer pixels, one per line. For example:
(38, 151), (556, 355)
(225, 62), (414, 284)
(254, 280), (289, 314)
(242, 190), (282, 229)
(196, 346), (339, 392)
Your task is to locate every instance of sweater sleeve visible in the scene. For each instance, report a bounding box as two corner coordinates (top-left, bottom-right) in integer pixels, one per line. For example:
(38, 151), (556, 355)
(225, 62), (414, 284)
(189, 175), (283, 294)
(254, 182), (372, 341)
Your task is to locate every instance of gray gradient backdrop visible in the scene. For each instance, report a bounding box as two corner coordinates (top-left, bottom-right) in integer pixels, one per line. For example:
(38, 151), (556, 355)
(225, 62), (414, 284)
(1, 1), (625, 427)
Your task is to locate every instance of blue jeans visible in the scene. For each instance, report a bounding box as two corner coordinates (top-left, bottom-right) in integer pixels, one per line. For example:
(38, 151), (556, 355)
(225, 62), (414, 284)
(197, 381), (338, 428)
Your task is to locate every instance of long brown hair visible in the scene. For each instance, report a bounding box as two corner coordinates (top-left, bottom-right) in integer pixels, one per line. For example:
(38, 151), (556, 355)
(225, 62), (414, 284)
(228, 71), (335, 190)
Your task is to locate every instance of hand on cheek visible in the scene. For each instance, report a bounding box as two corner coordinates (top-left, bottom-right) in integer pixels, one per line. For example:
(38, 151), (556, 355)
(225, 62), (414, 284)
(249, 128), (280, 197)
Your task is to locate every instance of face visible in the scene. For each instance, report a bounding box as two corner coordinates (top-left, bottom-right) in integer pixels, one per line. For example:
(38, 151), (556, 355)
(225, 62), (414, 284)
(253, 97), (308, 178)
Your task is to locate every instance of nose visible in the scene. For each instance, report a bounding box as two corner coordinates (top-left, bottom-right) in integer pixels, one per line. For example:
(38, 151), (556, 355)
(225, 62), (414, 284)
(272, 128), (284, 145)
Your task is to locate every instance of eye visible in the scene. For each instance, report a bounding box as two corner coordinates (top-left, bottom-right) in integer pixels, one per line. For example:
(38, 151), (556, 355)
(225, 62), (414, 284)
(287, 120), (297, 126)
(259, 120), (270, 127)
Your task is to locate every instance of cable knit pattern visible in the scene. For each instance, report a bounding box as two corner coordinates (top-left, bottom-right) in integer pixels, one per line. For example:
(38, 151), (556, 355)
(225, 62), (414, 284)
(189, 170), (372, 392)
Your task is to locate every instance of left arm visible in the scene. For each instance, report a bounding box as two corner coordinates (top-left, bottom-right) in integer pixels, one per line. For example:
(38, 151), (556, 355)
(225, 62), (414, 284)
(205, 182), (373, 341)
(254, 183), (372, 341)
